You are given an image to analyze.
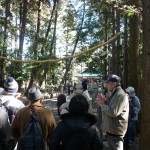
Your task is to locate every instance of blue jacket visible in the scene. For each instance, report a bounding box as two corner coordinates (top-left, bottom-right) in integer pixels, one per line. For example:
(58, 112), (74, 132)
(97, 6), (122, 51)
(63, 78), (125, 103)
(129, 96), (141, 121)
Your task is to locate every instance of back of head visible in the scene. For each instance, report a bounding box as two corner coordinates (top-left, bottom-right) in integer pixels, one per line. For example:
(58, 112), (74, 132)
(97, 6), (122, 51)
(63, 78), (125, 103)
(28, 86), (43, 102)
(74, 83), (83, 94)
(4, 76), (18, 93)
(69, 94), (89, 115)
(57, 94), (66, 107)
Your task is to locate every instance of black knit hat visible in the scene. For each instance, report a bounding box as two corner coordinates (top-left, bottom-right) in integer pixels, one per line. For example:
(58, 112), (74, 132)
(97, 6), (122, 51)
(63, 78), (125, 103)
(28, 86), (43, 101)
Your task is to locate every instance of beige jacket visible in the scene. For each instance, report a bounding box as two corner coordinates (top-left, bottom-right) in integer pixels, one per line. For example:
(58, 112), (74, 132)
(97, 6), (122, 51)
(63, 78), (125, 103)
(101, 86), (129, 136)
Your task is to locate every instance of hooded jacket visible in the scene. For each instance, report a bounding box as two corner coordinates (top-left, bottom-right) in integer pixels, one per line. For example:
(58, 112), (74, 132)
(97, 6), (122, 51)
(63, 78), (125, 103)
(50, 113), (103, 150)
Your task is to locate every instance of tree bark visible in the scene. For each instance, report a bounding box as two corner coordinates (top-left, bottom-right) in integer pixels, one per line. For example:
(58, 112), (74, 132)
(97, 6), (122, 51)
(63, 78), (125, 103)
(41, 0), (57, 55)
(112, 7), (117, 74)
(128, 0), (139, 92)
(116, 9), (121, 76)
(24, 69), (36, 96)
(39, 0), (58, 88)
(123, 15), (128, 88)
(1, 0), (11, 79)
(19, 0), (28, 57)
(61, 0), (86, 85)
(140, 0), (150, 148)
(4, 0), (11, 52)
(50, 4), (58, 55)
(104, 13), (108, 78)
(34, 0), (42, 56)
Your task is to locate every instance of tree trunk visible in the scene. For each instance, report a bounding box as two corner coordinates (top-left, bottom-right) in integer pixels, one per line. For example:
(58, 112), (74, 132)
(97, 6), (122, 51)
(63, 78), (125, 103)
(50, 4), (58, 55)
(34, 0), (42, 56)
(112, 7), (117, 74)
(41, 0), (57, 55)
(17, 0), (28, 91)
(1, 0), (11, 79)
(39, 1), (58, 88)
(4, 0), (11, 52)
(140, 0), (150, 148)
(15, 17), (18, 50)
(104, 13), (108, 78)
(19, 0), (28, 57)
(27, 0), (42, 91)
(61, 0), (86, 84)
(24, 69), (36, 96)
(123, 15), (128, 88)
(18, 1), (22, 57)
(116, 9), (121, 76)
(128, 0), (139, 92)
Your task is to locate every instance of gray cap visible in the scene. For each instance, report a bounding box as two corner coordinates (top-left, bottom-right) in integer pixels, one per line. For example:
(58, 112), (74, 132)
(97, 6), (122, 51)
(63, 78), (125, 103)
(125, 86), (135, 97)
(28, 86), (43, 101)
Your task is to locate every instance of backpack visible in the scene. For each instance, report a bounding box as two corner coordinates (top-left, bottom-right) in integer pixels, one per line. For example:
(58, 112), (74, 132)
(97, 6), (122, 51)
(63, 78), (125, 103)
(64, 123), (91, 150)
(17, 108), (46, 150)
(129, 97), (136, 119)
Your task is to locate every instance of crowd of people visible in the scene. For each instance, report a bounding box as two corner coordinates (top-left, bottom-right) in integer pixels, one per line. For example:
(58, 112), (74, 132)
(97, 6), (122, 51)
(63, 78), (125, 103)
(0, 75), (141, 150)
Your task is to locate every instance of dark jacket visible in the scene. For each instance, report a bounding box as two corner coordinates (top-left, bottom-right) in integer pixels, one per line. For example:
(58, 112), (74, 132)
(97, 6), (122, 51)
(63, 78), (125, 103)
(50, 113), (103, 150)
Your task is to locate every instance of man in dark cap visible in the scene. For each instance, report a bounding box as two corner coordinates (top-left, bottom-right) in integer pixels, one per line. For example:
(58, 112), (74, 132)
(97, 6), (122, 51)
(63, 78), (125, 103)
(11, 86), (56, 149)
(96, 74), (129, 150)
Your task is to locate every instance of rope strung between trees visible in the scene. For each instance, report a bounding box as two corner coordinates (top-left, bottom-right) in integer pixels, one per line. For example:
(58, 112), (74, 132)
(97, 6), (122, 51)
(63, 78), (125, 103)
(0, 32), (121, 64)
